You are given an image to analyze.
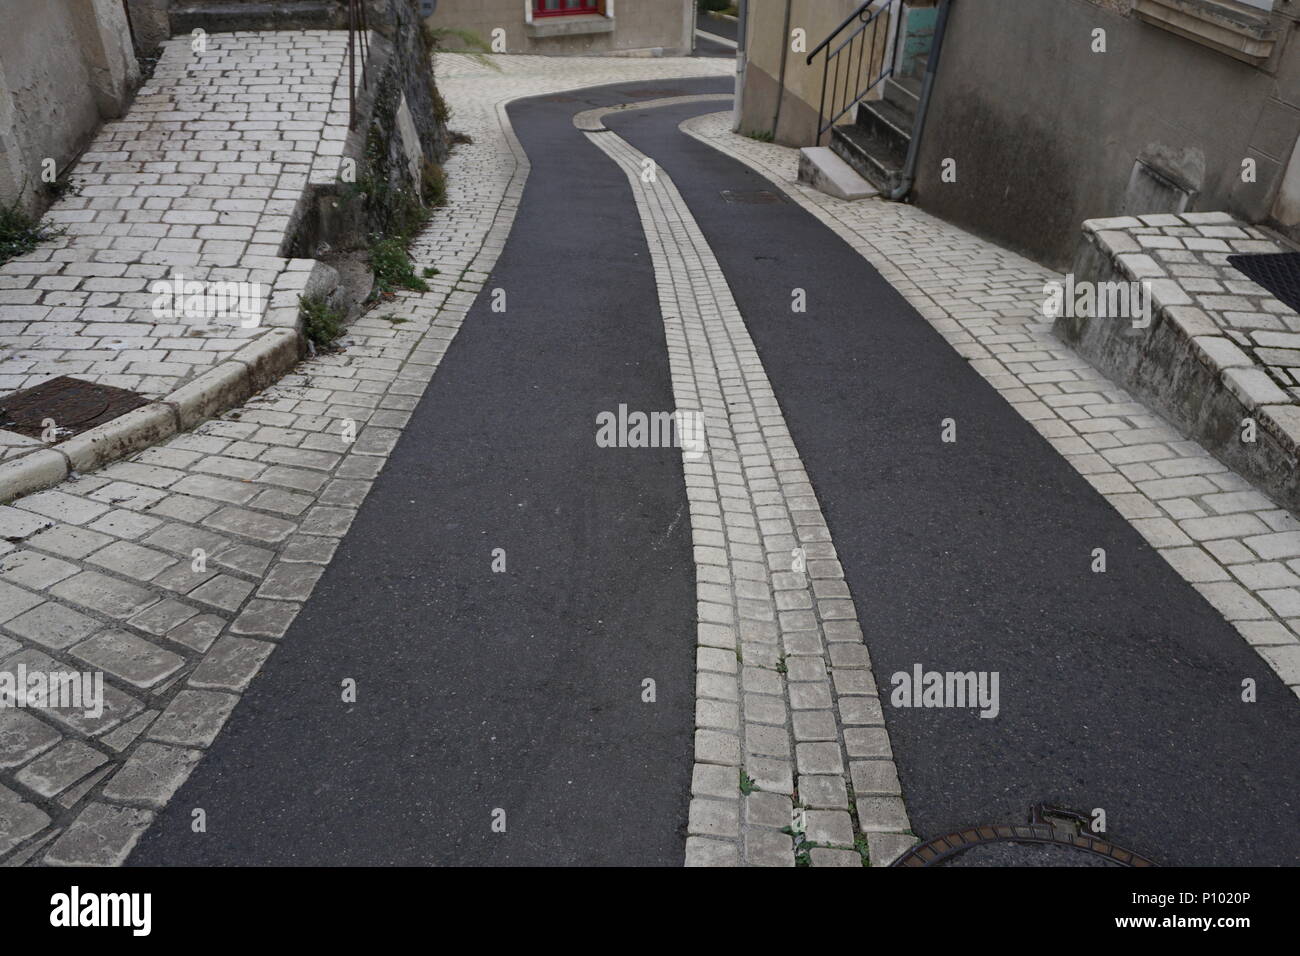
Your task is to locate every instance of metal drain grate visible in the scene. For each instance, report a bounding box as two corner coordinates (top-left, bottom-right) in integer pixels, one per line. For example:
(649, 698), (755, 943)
(1228, 252), (1300, 314)
(720, 189), (786, 205)
(0, 376), (151, 441)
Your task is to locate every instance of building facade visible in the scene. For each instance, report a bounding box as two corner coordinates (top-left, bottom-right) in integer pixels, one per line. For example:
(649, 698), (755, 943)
(427, 0), (696, 57)
(742, 0), (1300, 269)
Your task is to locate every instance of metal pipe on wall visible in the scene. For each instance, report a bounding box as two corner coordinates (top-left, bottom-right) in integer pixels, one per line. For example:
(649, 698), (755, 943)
(733, 0), (748, 132)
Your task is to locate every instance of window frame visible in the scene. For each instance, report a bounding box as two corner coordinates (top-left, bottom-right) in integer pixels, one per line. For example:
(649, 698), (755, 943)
(532, 0), (602, 18)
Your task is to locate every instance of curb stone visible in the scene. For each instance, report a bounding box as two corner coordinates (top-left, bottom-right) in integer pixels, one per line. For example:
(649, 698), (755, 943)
(0, 262), (327, 506)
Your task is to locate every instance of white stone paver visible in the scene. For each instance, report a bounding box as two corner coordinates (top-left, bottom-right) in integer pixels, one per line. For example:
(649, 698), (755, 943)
(0, 53), (733, 866)
(0, 31), (355, 462)
(584, 108), (911, 867)
(682, 110), (1300, 698)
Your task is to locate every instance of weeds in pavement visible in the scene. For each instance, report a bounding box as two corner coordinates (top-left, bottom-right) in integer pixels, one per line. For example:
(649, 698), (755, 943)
(370, 237), (429, 296)
(425, 26), (500, 70)
(0, 196), (64, 266)
(299, 294), (346, 349)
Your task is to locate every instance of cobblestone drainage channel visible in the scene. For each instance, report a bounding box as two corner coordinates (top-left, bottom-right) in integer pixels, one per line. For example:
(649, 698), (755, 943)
(891, 805), (1159, 867)
(0, 376), (152, 440)
(1227, 251), (1300, 314)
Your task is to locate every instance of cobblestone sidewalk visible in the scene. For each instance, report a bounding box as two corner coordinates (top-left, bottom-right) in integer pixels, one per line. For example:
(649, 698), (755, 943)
(682, 111), (1300, 699)
(0, 31), (353, 466)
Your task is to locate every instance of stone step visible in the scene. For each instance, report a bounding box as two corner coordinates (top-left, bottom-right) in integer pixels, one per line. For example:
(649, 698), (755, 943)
(855, 96), (915, 152)
(797, 146), (878, 201)
(170, 1), (347, 34)
(882, 75), (920, 115)
(830, 123), (903, 195)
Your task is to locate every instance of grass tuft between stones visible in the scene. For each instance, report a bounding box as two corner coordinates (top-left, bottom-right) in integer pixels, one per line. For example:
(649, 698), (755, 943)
(0, 198), (64, 267)
(299, 294), (346, 349)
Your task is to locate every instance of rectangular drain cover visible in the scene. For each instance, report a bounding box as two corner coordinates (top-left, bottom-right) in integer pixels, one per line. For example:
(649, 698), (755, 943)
(0, 376), (151, 441)
(721, 189), (786, 205)
(1228, 252), (1300, 314)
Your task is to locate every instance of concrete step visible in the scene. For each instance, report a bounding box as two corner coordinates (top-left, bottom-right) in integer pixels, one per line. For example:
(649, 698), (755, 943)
(830, 122), (904, 195)
(797, 146), (878, 201)
(882, 75), (920, 115)
(170, 1), (346, 34)
(855, 96), (915, 154)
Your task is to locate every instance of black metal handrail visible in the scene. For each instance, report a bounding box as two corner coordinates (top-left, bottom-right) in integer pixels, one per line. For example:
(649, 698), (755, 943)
(806, 0), (900, 144)
(347, 0), (371, 130)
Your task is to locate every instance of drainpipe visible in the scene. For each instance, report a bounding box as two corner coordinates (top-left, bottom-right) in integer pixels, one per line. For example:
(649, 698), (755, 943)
(733, 0), (748, 132)
(889, 0), (952, 200)
(772, 0), (793, 140)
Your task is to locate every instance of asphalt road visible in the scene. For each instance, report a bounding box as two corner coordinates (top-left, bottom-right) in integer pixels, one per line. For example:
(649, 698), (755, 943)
(605, 99), (1300, 866)
(695, 11), (738, 58)
(128, 83), (1299, 867)
(130, 77), (731, 866)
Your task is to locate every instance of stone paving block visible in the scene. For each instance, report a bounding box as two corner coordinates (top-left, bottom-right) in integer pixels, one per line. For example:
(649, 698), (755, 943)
(844, 726), (893, 759)
(744, 755), (793, 794)
(0, 580), (44, 625)
(745, 791), (793, 829)
(806, 809), (855, 848)
(202, 506), (296, 543)
(87, 540), (177, 581)
(101, 742), (202, 809)
(49, 570), (157, 620)
(798, 773), (848, 810)
(188, 637), (274, 692)
(163, 614), (225, 653)
(14, 490), (109, 525)
(744, 827), (794, 866)
(15, 740), (109, 798)
(857, 796), (911, 832)
(866, 831), (918, 867)
(0, 784), (50, 856)
(796, 741), (844, 776)
(810, 847), (862, 866)
(0, 709), (61, 769)
(687, 797), (739, 838)
(72, 630), (186, 690)
(684, 836), (739, 866)
(43, 802), (153, 867)
(146, 689), (238, 747)
(850, 759), (902, 797)
(129, 599), (200, 637)
(3, 602), (100, 650)
(690, 762), (736, 800)
(229, 597), (299, 639)
(0, 551), (80, 589)
(256, 563), (323, 601)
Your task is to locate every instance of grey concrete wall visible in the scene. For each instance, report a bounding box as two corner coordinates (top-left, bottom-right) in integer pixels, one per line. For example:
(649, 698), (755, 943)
(0, 0), (139, 214)
(910, 0), (1300, 269)
(428, 0), (693, 56)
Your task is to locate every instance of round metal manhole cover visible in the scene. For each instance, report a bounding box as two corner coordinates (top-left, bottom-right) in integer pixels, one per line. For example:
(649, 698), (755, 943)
(0, 375), (151, 440)
(892, 806), (1157, 868)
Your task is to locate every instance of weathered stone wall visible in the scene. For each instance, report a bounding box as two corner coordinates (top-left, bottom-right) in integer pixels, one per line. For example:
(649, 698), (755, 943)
(0, 0), (139, 214)
(286, 0), (450, 256)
